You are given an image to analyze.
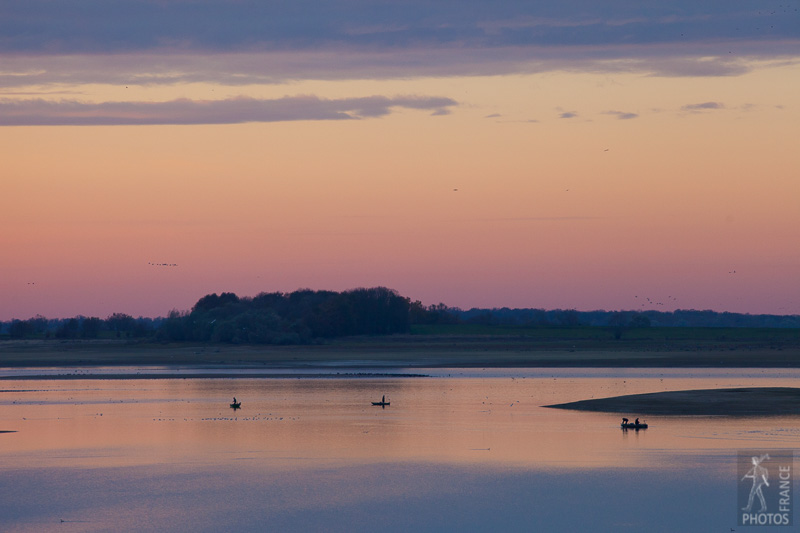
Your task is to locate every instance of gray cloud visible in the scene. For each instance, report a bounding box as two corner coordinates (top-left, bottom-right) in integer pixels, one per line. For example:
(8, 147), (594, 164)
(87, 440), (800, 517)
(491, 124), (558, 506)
(603, 110), (639, 120)
(681, 101), (725, 112)
(559, 111), (578, 119)
(0, 95), (458, 126)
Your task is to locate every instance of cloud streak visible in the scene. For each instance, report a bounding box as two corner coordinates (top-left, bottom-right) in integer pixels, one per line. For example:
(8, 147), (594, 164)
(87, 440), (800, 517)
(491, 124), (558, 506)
(0, 95), (457, 126)
(2, 49), (768, 90)
(681, 101), (725, 112)
(603, 110), (639, 120)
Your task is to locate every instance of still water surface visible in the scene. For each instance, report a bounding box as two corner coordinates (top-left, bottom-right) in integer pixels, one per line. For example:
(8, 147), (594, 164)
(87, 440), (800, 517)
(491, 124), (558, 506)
(1, 368), (797, 532)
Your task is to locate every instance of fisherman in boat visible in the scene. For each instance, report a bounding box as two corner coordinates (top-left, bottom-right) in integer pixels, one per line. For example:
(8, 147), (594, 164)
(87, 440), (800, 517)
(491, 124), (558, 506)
(635, 418), (639, 425)
(233, 397), (237, 404)
(622, 417), (629, 425)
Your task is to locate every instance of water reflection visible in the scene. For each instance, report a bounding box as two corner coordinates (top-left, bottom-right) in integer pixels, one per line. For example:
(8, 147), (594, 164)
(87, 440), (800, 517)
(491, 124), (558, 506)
(1, 369), (797, 532)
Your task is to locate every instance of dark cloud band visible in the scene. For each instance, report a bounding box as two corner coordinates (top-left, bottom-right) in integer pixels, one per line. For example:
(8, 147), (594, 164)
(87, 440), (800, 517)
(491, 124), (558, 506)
(2, 1), (798, 54)
(0, 2), (797, 89)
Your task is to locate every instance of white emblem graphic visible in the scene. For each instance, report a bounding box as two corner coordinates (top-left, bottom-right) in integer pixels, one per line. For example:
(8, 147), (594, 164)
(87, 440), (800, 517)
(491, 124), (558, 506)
(742, 454), (770, 513)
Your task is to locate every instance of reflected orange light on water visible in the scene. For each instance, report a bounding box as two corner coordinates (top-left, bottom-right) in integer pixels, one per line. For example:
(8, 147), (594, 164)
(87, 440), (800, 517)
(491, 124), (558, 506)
(2, 373), (799, 474)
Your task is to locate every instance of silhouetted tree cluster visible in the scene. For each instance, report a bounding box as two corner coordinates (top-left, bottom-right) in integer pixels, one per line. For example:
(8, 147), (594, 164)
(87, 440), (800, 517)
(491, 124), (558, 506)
(155, 287), (412, 344)
(8, 315), (50, 338)
(409, 301), (460, 325)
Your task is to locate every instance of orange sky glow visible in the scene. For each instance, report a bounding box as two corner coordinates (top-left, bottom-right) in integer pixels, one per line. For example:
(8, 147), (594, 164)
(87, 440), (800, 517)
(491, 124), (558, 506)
(2, 3), (799, 320)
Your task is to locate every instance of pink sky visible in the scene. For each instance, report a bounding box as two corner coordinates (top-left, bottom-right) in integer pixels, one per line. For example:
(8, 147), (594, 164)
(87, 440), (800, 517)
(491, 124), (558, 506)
(2, 2), (799, 320)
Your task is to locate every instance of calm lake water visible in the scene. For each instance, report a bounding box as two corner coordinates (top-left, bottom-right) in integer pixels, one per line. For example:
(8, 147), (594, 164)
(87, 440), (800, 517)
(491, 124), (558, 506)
(1, 368), (797, 532)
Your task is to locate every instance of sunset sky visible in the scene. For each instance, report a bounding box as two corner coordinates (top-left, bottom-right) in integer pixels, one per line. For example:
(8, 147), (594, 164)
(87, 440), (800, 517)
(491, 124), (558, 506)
(2, 1), (799, 320)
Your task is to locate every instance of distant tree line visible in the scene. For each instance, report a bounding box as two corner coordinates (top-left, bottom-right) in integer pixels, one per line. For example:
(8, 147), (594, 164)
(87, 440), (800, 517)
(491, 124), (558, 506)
(2, 287), (798, 343)
(1, 313), (161, 340)
(0, 287), (416, 344)
(454, 307), (800, 329)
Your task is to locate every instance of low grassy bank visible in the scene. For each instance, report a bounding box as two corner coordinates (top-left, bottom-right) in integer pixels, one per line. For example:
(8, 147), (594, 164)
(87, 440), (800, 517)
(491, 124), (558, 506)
(410, 324), (800, 343)
(1, 325), (798, 368)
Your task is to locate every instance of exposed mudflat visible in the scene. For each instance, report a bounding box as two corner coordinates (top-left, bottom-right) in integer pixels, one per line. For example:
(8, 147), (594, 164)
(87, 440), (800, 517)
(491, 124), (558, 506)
(544, 387), (800, 415)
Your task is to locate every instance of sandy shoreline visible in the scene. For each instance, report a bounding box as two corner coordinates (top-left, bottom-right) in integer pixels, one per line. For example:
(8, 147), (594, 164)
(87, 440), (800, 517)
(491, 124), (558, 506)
(545, 387), (800, 415)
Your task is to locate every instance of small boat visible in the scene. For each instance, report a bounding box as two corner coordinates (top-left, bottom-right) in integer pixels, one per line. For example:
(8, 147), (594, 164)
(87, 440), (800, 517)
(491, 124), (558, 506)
(372, 395), (389, 407)
(230, 401), (241, 409)
(621, 422), (647, 429)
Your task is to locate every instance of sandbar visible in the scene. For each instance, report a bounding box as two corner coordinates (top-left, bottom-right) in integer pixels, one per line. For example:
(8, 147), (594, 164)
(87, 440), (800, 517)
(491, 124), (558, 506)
(545, 387), (800, 415)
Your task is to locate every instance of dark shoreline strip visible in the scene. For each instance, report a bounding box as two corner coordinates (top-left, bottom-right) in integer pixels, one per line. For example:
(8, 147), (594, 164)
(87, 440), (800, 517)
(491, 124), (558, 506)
(0, 372), (430, 381)
(544, 387), (800, 416)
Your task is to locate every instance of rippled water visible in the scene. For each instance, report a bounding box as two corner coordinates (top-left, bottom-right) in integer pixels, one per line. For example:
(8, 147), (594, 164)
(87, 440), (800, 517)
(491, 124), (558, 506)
(1, 368), (797, 532)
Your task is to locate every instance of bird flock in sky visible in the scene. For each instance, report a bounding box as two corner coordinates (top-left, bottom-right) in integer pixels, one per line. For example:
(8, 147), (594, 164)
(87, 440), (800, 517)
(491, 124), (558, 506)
(634, 295), (680, 308)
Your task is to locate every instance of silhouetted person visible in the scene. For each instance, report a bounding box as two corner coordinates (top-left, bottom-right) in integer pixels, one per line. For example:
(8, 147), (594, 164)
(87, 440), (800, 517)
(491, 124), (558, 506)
(622, 418), (629, 425)
(635, 418), (639, 425)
